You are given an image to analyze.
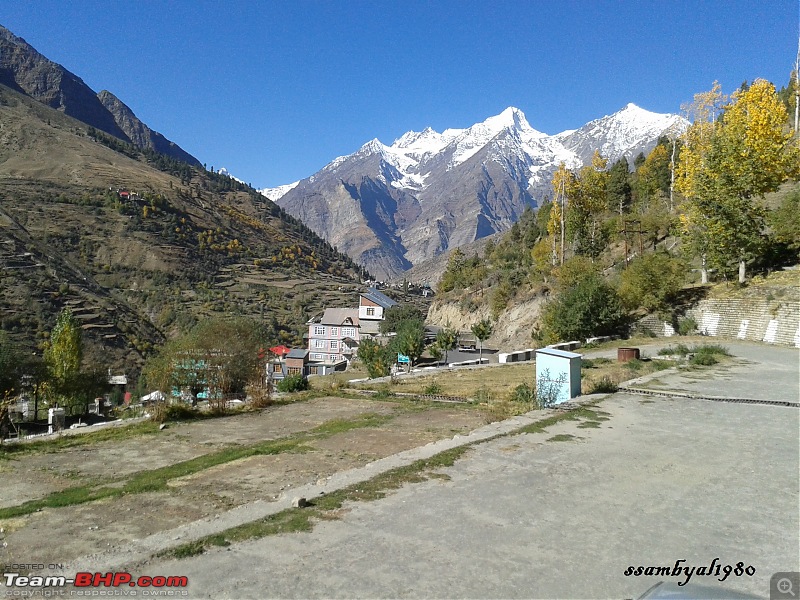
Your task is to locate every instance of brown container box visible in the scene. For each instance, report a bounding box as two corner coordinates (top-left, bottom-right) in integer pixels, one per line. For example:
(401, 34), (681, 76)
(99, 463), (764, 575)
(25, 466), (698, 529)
(618, 347), (641, 362)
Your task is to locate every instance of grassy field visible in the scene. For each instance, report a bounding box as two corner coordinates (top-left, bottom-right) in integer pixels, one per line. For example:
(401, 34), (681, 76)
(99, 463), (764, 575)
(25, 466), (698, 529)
(354, 363), (538, 400)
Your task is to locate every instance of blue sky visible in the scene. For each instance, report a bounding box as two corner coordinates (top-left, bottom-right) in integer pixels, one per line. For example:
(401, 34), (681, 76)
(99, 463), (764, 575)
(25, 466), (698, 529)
(2, 1), (798, 188)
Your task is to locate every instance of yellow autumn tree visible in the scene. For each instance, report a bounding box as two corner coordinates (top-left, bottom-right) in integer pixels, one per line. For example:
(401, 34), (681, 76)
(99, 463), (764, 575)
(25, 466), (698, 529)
(677, 79), (800, 282)
(569, 150), (609, 258)
(545, 199), (562, 267)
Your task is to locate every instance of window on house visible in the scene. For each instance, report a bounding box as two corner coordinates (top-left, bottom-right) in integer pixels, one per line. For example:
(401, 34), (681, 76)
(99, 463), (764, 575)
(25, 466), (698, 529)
(330, 340), (339, 350)
(329, 355), (338, 362)
(330, 327), (338, 337)
(366, 307), (375, 316)
(342, 327), (355, 337)
(313, 326), (325, 336)
(287, 367), (301, 375)
(313, 339), (326, 349)
(313, 353), (324, 360)
(309, 366), (319, 375)
(272, 363), (282, 372)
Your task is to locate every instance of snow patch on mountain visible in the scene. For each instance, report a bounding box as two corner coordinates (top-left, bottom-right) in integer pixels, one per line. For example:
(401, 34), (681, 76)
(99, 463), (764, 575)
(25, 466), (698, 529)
(217, 167), (246, 184)
(259, 181), (299, 201)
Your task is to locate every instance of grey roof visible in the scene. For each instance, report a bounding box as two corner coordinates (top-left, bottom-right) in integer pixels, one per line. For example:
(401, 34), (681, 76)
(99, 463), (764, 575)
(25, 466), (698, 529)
(320, 308), (359, 326)
(359, 320), (381, 335)
(362, 288), (397, 309)
(287, 349), (309, 359)
(536, 348), (581, 359)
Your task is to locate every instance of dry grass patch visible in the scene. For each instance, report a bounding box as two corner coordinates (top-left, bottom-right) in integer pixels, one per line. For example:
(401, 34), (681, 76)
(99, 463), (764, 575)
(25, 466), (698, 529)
(310, 366), (372, 391)
(359, 363), (537, 399)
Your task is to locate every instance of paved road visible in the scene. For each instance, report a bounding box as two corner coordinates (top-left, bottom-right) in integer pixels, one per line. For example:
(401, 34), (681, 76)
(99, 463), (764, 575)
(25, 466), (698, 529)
(145, 342), (800, 599)
(618, 341), (799, 403)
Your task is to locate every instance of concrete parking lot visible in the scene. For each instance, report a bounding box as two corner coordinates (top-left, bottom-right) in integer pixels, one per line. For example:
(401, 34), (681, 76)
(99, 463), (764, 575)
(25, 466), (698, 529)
(144, 344), (800, 599)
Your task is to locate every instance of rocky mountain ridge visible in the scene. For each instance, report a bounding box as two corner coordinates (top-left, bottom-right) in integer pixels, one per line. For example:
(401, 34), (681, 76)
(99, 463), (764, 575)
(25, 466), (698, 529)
(0, 24), (200, 166)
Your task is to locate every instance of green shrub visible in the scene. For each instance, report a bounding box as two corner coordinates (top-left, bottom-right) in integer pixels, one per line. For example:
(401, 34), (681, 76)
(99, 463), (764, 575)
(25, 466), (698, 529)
(688, 344), (730, 366)
(475, 385), (492, 403)
(690, 353), (718, 366)
(588, 376), (618, 394)
(540, 275), (627, 343)
(510, 382), (536, 404)
(277, 373), (309, 393)
(625, 358), (645, 372)
(534, 368), (567, 408)
(618, 252), (686, 313)
(165, 403), (198, 421)
(650, 359), (675, 371)
(357, 338), (393, 378)
(678, 317), (697, 336)
(692, 344), (730, 356)
(658, 343), (691, 357)
(424, 381), (443, 395)
(373, 385), (392, 399)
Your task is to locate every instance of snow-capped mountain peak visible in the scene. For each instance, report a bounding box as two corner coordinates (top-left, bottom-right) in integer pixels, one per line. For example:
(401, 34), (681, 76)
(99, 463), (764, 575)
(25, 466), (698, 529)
(272, 104), (688, 279)
(357, 138), (386, 156)
(482, 106), (537, 135)
(393, 127), (442, 150)
(557, 103), (688, 165)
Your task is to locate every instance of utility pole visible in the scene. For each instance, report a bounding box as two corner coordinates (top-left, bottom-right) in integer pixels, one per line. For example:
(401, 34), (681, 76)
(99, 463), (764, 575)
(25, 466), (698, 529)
(669, 138), (677, 212)
(620, 220), (647, 267)
(559, 175), (566, 266)
(794, 32), (799, 136)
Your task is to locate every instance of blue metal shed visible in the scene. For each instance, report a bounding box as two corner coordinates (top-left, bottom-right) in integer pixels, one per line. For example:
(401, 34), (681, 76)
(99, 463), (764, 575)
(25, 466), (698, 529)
(535, 348), (582, 405)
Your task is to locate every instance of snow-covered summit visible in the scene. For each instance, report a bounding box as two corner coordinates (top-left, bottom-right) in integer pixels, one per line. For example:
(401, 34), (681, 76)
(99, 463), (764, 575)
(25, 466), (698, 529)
(274, 103), (687, 199)
(557, 103), (688, 165)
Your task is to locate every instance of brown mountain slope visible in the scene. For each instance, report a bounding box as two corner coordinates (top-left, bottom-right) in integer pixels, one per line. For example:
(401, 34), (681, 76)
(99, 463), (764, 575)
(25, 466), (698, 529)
(97, 90), (201, 167)
(0, 84), (361, 375)
(0, 25), (129, 142)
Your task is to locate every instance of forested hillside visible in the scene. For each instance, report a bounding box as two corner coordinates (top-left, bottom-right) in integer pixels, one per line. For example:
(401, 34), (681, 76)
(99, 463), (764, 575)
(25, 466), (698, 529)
(433, 79), (800, 344)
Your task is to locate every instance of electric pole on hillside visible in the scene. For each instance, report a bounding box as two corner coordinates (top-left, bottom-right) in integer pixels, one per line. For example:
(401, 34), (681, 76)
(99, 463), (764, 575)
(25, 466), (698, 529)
(794, 32), (799, 136)
(559, 175), (566, 266)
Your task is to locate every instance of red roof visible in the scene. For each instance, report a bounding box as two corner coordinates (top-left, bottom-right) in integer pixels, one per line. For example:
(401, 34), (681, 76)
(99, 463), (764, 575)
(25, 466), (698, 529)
(269, 345), (291, 356)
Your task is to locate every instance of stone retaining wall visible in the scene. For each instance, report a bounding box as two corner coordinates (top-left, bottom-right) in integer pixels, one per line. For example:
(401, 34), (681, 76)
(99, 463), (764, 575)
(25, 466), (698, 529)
(636, 297), (800, 347)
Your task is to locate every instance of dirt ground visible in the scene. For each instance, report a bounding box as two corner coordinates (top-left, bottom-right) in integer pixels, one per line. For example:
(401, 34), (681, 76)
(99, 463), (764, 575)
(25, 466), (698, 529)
(0, 395), (485, 568)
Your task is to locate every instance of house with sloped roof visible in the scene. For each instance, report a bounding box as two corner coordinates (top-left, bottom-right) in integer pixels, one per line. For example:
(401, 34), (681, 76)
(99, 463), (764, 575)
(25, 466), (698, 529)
(358, 288), (397, 335)
(304, 288), (398, 367)
(306, 308), (360, 364)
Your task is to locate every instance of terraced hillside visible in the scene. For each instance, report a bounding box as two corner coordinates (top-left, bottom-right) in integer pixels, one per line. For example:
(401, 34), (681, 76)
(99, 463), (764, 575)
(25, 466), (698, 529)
(0, 84), (363, 373)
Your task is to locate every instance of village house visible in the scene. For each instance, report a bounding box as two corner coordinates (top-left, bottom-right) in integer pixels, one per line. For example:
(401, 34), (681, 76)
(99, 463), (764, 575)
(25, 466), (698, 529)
(268, 346), (345, 382)
(285, 348), (311, 375)
(303, 288), (398, 370)
(357, 288), (397, 335)
(307, 308), (360, 363)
